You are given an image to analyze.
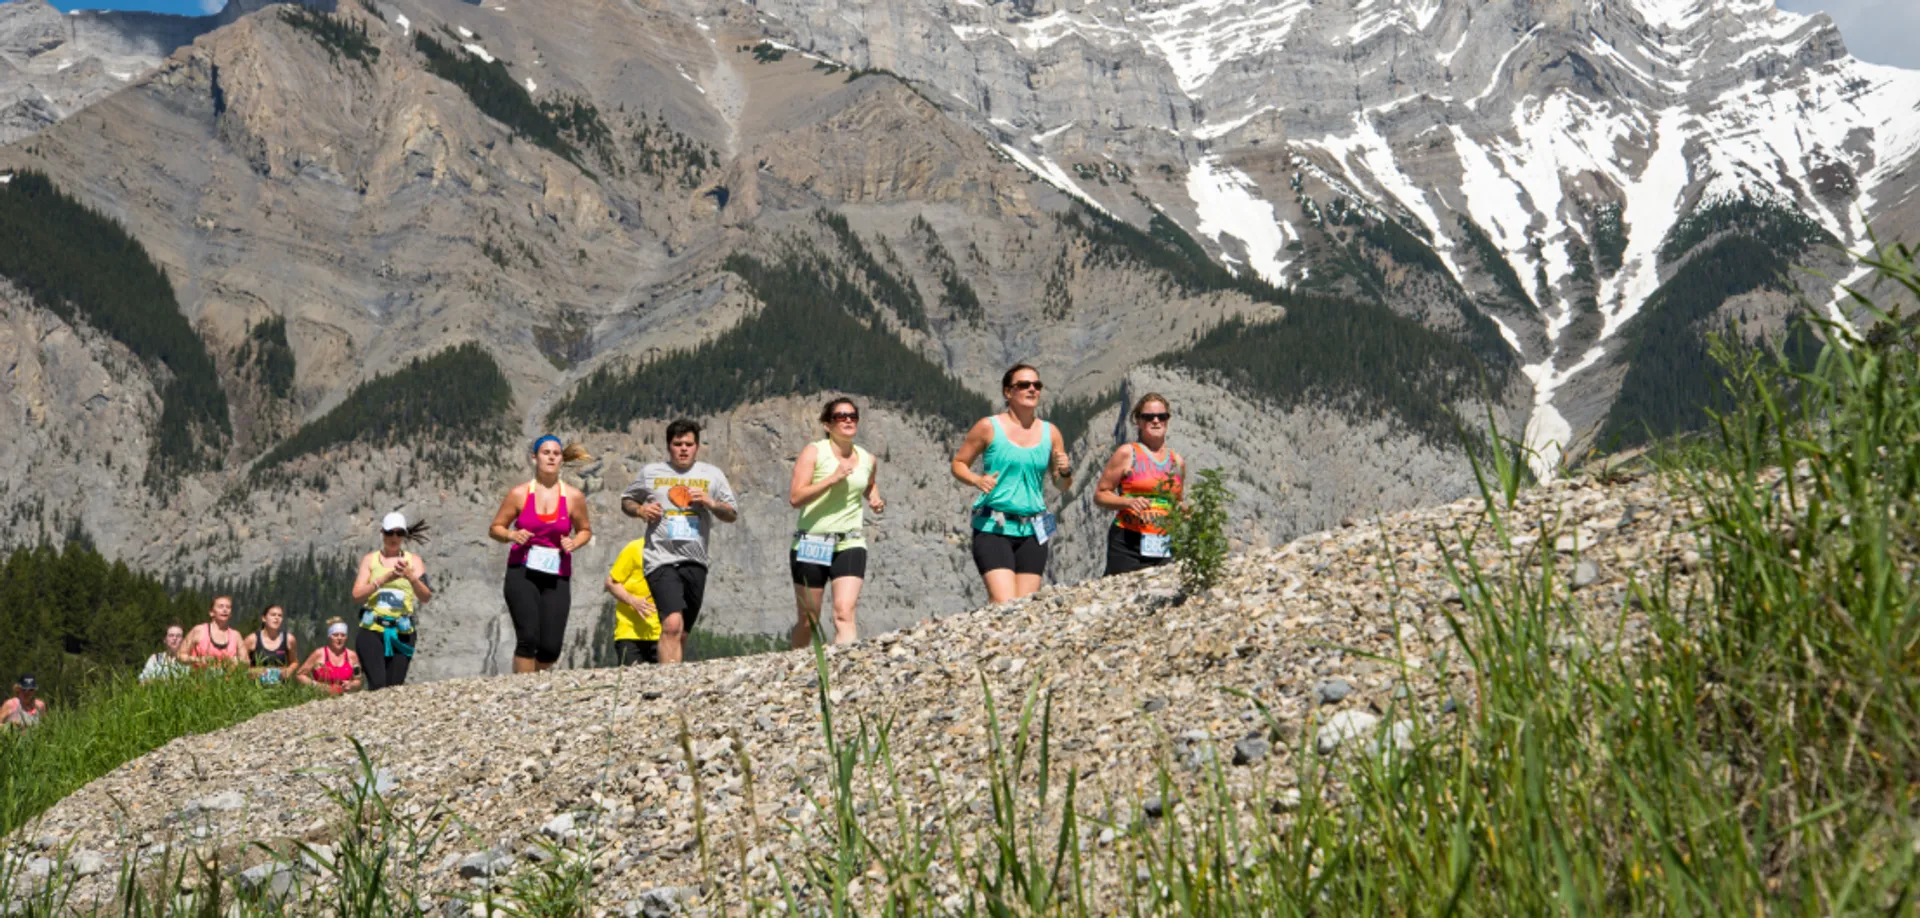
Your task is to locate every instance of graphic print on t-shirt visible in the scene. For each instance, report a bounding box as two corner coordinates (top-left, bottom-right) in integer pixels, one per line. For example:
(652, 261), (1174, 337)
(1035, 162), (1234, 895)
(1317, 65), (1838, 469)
(621, 461), (737, 572)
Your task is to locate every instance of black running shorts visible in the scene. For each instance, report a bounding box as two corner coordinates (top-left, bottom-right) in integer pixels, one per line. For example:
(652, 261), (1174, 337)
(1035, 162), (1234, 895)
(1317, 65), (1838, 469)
(645, 562), (709, 633)
(790, 546), (868, 589)
(1105, 524), (1173, 577)
(970, 529), (1048, 576)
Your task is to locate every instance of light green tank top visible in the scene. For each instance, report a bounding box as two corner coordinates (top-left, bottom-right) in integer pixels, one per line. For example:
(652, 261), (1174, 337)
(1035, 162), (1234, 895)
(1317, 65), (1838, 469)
(795, 440), (873, 550)
(971, 417), (1053, 537)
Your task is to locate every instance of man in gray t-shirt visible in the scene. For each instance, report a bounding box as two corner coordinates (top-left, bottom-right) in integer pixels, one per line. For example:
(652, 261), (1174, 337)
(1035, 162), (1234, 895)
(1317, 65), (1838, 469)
(620, 419), (738, 664)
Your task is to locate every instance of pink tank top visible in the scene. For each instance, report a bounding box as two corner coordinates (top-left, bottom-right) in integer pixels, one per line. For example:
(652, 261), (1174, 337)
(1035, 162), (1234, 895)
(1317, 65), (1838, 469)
(191, 624), (242, 663)
(506, 483), (573, 577)
(313, 648), (354, 684)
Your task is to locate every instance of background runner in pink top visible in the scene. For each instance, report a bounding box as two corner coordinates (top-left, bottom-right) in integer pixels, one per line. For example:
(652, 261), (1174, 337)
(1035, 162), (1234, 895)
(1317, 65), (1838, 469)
(506, 485), (573, 576)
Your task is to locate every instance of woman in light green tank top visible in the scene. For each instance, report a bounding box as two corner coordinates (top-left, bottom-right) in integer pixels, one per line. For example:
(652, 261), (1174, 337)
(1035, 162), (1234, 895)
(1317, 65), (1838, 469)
(787, 397), (885, 648)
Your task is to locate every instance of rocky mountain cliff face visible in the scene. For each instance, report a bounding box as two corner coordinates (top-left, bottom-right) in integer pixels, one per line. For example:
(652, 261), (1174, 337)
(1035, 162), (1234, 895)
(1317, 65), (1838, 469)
(0, 0), (293, 144)
(744, 0), (1920, 467)
(0, 0), (1911, 679)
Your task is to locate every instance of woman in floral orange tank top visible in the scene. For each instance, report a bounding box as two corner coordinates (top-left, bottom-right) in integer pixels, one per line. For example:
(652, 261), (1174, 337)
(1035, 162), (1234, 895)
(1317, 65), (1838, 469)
(1094, 393), (1185, 576)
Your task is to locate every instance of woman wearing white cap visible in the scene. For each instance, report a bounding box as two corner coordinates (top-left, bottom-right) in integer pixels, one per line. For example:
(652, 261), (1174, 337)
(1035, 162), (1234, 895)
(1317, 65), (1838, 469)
(349, 512), (432, 690)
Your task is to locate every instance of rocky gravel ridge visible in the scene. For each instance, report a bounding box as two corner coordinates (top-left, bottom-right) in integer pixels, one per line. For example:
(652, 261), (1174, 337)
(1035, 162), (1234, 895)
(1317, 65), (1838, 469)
(10, 473), (1702, 911)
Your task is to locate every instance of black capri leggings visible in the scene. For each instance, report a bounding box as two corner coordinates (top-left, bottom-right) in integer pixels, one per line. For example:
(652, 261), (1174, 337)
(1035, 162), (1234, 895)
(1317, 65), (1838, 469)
(503, 566), (570, 663)
(355, 625), (418, 691)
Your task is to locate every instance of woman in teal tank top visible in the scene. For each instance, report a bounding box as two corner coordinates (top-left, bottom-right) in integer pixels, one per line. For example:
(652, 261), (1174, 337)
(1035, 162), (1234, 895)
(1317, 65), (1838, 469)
(788, 397), (885, 648)
(950, 364), (1074, 603)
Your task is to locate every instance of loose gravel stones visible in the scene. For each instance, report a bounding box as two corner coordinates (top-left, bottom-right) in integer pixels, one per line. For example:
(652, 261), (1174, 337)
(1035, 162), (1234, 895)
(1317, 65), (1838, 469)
(11, 475), (1700, 908)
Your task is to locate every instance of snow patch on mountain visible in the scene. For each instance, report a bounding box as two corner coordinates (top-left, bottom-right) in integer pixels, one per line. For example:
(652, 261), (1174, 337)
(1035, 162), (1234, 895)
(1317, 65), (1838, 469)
(1314, 112), (1466, 282)
(1186, 156), (1292, 284)
(1600, 109), (1694, 340)
(1135, 0), (1312, 95)
(998, 143), (1112, 216)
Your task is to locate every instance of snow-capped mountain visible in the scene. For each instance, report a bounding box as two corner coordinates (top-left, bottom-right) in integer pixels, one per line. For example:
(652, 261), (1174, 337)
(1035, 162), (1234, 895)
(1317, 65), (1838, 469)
(748, 0), (1920, 469)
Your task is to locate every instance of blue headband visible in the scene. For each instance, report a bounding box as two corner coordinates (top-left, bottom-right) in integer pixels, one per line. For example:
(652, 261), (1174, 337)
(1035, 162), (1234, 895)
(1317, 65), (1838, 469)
(531, 435), (562, 455)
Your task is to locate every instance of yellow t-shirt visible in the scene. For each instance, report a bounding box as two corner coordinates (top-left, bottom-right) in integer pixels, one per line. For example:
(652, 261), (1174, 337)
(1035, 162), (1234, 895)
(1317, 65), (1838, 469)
(609, 539), (659, 642)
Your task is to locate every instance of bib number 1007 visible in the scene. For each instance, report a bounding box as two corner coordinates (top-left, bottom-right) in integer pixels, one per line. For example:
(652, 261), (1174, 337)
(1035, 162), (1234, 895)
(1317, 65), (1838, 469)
(795, 535), (835, 567)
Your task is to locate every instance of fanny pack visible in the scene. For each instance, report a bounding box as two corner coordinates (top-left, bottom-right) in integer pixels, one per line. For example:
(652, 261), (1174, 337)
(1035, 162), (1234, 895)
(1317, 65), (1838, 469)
(973, 507), (1057, 543)
(792, 529), (863, 542)
(359, 610), (417, 658)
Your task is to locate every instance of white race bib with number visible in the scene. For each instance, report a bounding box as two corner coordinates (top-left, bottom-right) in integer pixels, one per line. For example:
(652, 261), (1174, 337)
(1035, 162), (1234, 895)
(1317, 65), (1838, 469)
(1034, 513), (1058, 545)
(1140, 533), (1172, 558)
(795, 535), (835, 566)
(525, 545), (563, 575)
(663, 513), (702, 542)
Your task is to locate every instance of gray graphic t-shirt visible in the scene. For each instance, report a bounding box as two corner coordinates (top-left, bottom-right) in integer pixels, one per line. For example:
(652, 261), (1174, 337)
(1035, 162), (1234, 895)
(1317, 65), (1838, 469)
(620, 461), (736, 571)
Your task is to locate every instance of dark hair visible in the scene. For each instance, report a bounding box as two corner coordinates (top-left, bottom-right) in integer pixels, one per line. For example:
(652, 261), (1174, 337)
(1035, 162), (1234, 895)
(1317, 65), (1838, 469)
(819, 398), (859, 424)
(1001, 363), (1039, 390)
(211, 595), (233, 608)
(665, 419), (702, 444)
(261, 604), (284, 618)
(166, 622), (185, 635)
(1130, 392), (1171, 420)
(387, 520), (432, 544)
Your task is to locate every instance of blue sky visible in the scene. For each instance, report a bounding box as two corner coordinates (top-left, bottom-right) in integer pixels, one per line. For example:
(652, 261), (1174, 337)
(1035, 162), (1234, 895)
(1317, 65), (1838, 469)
(35, 0), (1920, 68)
(49, 0), (225, 15)
(1773, 0), (1919, 68)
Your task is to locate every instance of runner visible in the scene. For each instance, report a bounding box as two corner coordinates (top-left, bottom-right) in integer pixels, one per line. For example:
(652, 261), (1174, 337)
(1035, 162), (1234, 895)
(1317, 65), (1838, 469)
(176, 596), (244, 668)
(139, 624), (186, 683)
(620, 419), (738, 665)
(243, 604), (300, 685)
(295, 620), (363, 694)
(0, 676), (45, 731)
(604, 536), (659, 665)
(1094, 393), (1185, 576)
(490, 437), (593, 674)
(950, 364), (1073, 603)
(787, 397), (884, 648)
(352, 512), (433, 689)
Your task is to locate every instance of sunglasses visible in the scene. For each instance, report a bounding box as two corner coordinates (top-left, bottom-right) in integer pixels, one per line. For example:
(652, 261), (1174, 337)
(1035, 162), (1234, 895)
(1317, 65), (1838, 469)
(829, 412), (860, 422)
(383, 529), (406, 537)
(1008, 380), (1044, 392)
(1137, 412), (1171, 423)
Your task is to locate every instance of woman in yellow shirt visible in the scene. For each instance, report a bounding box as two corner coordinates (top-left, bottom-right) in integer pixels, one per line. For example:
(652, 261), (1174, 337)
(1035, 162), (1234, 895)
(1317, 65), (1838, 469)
(605, 538), (659, 665)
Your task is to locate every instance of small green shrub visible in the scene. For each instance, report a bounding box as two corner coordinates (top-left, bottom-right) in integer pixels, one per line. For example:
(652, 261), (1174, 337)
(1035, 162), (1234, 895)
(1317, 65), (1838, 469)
(1163, 467), (1232, 596)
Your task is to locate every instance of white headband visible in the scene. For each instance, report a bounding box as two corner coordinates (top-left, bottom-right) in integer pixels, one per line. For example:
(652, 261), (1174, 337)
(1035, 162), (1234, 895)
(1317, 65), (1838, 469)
(329, 623), (349, 637)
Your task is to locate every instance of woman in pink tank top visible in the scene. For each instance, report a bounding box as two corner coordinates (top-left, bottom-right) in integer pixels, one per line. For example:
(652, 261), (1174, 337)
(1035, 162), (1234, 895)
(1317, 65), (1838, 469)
(488, 436), (594, 674)
(177, 595), (244, 669)
(295, 619), (363, 694)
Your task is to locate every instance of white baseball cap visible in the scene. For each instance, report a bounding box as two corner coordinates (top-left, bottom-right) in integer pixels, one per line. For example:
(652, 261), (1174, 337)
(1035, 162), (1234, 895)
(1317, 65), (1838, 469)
(381, 512), (409, 533)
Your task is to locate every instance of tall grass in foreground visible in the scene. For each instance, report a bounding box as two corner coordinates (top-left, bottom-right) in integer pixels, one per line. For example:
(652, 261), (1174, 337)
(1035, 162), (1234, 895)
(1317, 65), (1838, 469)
(0, 672), (315, 837)
(5, 244), (1916, 913)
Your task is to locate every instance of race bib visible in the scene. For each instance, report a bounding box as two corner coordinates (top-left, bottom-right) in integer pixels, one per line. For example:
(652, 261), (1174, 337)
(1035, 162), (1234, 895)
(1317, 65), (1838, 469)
(1140, 533), (1172, 559)
(371, 588), (408, 613)
(525, 545), (563, 575)
(1033, 513), (1058, 545)
(663, 513), (702, 542)
(795, 534), (835, 567)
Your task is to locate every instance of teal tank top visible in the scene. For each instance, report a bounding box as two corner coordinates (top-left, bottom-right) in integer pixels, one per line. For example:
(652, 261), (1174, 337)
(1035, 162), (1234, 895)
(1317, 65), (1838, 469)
(971, 417), (1053, 537)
